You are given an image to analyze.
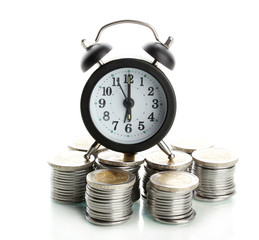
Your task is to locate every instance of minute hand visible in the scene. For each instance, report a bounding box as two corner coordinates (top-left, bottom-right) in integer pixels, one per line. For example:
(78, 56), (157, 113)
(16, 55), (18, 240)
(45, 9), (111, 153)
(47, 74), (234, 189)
(117, 79), (127, 99)
(127, 75), (132, 122)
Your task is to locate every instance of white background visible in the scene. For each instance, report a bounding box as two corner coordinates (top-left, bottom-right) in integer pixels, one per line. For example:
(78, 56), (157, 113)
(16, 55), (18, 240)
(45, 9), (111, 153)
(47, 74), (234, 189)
(0, 0), (258, 239)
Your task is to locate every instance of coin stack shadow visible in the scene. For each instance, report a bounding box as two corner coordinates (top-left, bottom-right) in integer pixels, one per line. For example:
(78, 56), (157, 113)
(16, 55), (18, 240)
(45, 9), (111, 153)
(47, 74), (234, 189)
(142, 150), (192, 198)
(146, 171), (199, 224)
(95, 150), (144, 202)
(48, 151), (95, 203)
(85, 169), (136, 225)
(192, 148), (239, 201)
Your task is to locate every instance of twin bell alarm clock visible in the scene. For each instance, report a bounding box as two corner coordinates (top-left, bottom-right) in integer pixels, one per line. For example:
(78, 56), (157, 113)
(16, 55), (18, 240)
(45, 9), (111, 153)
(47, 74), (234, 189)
(80, 20), (176, 157)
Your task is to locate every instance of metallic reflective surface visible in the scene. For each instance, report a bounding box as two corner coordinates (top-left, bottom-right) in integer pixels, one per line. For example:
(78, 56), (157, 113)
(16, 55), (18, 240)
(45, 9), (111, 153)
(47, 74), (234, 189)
(193, 164), (236, 201)
(85, 169), (135, 225)
(49, 152), (95, 203)
(95, 160), (141, 202)
(146, 171), (198, 224)
(96, 151), (144, 201)
(142, 151), (192, 197)
(192, 148), (238, 201)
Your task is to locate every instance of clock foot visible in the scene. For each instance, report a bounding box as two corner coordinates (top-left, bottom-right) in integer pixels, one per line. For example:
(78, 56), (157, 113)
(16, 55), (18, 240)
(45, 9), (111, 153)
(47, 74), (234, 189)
(157, 140), (175, 162)
(85, 140), (101, 160)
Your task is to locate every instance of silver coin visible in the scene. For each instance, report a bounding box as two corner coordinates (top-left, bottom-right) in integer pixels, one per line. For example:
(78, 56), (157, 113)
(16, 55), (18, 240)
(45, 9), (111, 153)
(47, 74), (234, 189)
(48, 151), (95, 171)
(192, 148), (238, 168)
(170, 135), (214, 154)
(153, 210), (196, 224)
(145, 150), (192, 171)
(86, 211), (133, 226)
(67, 134), (107, 153)
(193, 191), (235, 202)
(98, 150), (144, 167)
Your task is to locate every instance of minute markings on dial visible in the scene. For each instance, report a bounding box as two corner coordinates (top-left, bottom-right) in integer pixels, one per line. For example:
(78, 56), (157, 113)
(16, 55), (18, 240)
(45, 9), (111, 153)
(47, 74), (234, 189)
(91, 68), (167, 143)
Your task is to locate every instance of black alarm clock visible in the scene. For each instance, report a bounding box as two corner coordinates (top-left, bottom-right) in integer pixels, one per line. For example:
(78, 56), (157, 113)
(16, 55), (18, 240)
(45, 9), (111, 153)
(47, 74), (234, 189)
(80, 20), (176, 155)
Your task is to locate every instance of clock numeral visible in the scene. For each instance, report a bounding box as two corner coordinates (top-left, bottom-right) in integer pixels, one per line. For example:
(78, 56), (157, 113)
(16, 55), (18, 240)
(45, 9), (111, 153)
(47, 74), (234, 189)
(112, 121), (118, 130)
(152, 99), (159, 109)
(124, 74), (134, 84)
(102, 87), (112, 96)
(125, 123), (132, 133)
(99, 98), (106, 108)
(138, 121), (145, 130)
(103, 111), (110, 121)
(148, 112), (155, 122)
(140, 77), (144, 86)
(112, 77), (120, 86)
(148, 87), (154, 96)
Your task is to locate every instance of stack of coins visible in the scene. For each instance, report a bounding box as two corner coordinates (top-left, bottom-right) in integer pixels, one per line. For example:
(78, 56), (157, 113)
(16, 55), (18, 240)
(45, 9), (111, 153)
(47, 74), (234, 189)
(85, 169), (136, 225)
(48, 151), (95, 203)
(95, 150), (144, 202)
(67, 134), (107, 153)
(146, 171), (199, 224)
(192, 148), (238, 201)
(170, 135), (214, 172)
(142, 150), (192, 197)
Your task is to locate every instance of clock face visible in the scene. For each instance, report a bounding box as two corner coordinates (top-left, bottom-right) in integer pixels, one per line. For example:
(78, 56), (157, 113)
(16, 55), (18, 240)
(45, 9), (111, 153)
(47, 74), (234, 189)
(90, 68), (167, 144)
(81, 59), (176, 153)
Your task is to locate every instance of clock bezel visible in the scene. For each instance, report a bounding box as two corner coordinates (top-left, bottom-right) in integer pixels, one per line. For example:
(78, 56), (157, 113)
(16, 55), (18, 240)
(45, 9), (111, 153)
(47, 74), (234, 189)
(81, 58), (176, 153)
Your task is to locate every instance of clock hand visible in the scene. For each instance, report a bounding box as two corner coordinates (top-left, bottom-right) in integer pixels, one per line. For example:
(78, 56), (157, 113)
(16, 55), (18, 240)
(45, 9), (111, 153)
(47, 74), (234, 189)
(127, 75), (132, 122)
(124, 107), (129, 123)
(128, 107), (132, 122)
(117, 79), (127, 99)
(116, 78), (131, 123)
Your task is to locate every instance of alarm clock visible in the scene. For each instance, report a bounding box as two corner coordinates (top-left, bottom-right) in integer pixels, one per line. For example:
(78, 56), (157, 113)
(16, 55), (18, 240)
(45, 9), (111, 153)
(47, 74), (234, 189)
(80, 20), (176, 154)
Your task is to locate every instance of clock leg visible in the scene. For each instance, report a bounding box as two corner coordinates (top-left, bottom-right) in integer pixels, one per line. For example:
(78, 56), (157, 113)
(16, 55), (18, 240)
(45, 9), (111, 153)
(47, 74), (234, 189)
(157, 140), (175, 161)
(85, 140), (101, 160)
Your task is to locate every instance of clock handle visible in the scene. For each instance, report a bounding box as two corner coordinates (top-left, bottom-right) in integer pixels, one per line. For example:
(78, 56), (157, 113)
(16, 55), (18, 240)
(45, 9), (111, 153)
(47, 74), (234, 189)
(85, 140), (101, 160)
(157, 140), (175, 162)
(93, 19), (165, 46)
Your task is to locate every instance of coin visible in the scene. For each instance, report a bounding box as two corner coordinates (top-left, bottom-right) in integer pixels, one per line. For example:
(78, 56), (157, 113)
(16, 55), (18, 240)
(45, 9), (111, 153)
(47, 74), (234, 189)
(153, 210), (196, 224)
(150, 171), (199, 193)
(98, 150), (144, 167)
(192, 148), (238, 168)
(67, 134), (107, 153)
(86, 211), (133, 226)
(87, 169), (135, 190)
(145, 150), (192, 171)
(48, 151), (94, 171)
(171, 135), (214, 153)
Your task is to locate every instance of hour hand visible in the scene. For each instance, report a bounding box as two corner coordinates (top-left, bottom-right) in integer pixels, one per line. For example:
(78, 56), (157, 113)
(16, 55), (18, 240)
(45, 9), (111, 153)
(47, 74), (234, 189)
(124, 107), (132, 123)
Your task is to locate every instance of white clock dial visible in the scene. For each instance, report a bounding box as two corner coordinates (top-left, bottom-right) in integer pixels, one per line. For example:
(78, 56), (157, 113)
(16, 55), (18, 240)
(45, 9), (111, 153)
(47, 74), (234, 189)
(89, 68), (167, 144)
